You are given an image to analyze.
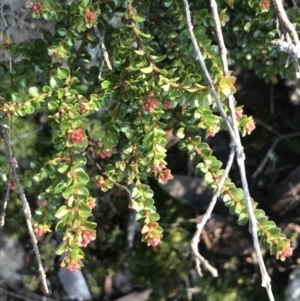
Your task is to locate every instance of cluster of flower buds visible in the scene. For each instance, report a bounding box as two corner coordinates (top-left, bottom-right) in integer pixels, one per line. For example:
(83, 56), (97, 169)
(207, 124), (219, 137)
(2, 103), (15, 115)
(61, 256), (81, 272)
(67, 128), (85, 143)
(244, 116), (256, 134)
(32, 2), (42, 14)
(276, 243), (294, 261)
(141, 97), (158, 111)
(163, 100), (172, 110)
(85, 8), (97, 23)
(78, 229), (96, 247)
(98, 142), (113, 159)
(33, 223), (51, 237)
(152, 161), (173, 184)
(142, 222), (162, 247)
(77, 98), (90, 115)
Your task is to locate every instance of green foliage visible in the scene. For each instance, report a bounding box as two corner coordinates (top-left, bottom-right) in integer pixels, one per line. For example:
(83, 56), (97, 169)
(0, 0), (296, 270)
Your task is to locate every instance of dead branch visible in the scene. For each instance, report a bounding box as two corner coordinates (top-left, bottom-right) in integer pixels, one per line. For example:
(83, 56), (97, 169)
(183, 0), (275, 299)
(0, 117), (49, 294)
(190, 146), (234, 277)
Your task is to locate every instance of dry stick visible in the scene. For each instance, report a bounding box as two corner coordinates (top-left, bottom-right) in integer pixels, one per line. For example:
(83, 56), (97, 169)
(0, 169), (11, 228)
(184, 0), (275, 299)
(0, 119), (49, 294)
(190, 147), (235, 278)
(92, 25), (112, 73)
(0, 0), (12, 227)
(271, 0), (300, 46)
(252, 132), (300, 179)
(0, 285), (58, 301)
(291, 0), (300, 13)
(271, 0), (300, 77)
(0, 0), (12, 70)
(182, 0), (236, 143)
(209, 0), (275, 299)
(0, 126), (43, 151)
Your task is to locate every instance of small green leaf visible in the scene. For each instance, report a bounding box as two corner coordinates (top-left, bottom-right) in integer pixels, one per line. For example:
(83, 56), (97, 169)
(135, 50), (145, 55)
(76, 168), (90, 184)
(238, 213), (248, 225)
(140, 66), (153, 74)
(50, 76), (64, 90)
(101, 80), (110, 89)
(79, 202), (91, 218)
(57, 88), (66, 99)
(54, 182), (67, 194)
(176, 127), (185, 139)
(57, 28), (67, 37)
(58, 163), (69, 173)
(132, 14), (145, 22)
(244, 22), (251, 32)
(29, 87), (39, 97)
(62, 186), (74, 199)
(132, 187), (141, 199)
(136, 212), (145, 221)
(56, 242), (67, 255)
(149, 213), (160, 221)
(79, 0), (90, 7)
(57, 67), (70, 79)
(77, 186), (90, 196)
(55, 206), (69, 219)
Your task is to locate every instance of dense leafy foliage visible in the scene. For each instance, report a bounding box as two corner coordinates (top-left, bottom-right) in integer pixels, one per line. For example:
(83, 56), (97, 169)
(0, 0), (296, 272)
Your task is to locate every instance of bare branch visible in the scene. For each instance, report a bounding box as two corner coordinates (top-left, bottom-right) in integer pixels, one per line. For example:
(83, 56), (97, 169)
(0, 117), (49, 294)
(271, 0), (300, 46)
(252, 131), (300, 179)
(209, 0), (275, 299)
(0, 0), (12, 70)
(182, 0), (236, 142)
(183, 0), (275, 299)
(0, 126), (43, 151)
(92, 25), (112, 74)
(190, 146), (235, 277)
(0, 169), (11, 228)
(270, 0), (300, 77)
(291, 0), (300, 13)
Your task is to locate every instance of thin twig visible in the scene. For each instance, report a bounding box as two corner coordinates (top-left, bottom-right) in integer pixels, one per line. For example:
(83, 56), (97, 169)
(271, 0), (300, 46)
(0, 169), (11, 228)
(184, 0), (275, 298)
(0, 125), (43, 151)
(0, 0), (12, 70)
(0, 284), (57, 301)
(252, 132), (300, 179)
(208, 0), (275, 299)
(271, 0), (300, 77)
(0, 118), (49, 294)
(291, 0), (300, 13)
(254, 118), (281, 137)
(190, 147), (235, 277)
(182, 0), (236, 142)
(92, 25), (112, 74)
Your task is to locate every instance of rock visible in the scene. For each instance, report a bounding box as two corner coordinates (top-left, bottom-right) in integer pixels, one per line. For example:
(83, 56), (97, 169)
(285, 267), (300, 301)
(58, 267), (91, 300)
(0, 235), (25, 285)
